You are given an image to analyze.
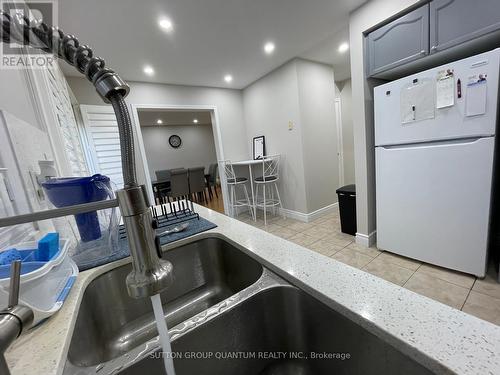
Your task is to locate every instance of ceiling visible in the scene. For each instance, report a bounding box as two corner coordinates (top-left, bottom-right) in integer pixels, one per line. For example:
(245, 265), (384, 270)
(138, 109), (212, 127)
(58, 0), (365, 89)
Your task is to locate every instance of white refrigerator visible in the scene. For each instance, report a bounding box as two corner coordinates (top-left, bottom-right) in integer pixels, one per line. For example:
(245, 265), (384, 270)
(374, 48), (500, 277)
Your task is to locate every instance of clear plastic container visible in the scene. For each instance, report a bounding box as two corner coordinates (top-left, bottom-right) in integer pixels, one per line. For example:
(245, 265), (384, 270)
(0, 239), (78, 325)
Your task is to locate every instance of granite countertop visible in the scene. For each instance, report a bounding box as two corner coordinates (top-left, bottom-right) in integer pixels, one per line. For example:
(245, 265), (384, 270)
(6, 205), (500, 375)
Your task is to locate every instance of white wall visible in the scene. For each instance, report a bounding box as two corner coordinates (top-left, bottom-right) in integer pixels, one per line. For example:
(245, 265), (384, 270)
(296, 59), (339, 212)
(243, 58), (339, 214)
(0, 69), (43, 130)
(67, 77), (249, 188)
(243, 60), (308, 213)
(336, 79), (355, 185)
(141, 124), (217, 179)
(349, 0), (419, 243)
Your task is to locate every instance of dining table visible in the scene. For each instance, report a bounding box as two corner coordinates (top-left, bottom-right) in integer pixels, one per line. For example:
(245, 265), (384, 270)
(230, 158), (264, 219)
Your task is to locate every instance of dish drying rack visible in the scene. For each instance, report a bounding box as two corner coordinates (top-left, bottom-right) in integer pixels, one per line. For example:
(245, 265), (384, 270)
(119, 200), (199, 240)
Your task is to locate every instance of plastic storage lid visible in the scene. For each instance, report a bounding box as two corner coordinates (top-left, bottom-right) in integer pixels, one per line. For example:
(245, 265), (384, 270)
(336, 184), (356, 195)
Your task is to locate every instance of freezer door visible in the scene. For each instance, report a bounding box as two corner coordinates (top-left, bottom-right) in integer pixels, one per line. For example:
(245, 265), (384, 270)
(375, 137), (494, 276)
(374, 49), (499, 146)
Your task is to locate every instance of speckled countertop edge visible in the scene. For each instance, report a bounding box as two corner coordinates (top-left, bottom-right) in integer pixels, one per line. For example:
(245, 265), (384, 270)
(6, 205), (500, 375)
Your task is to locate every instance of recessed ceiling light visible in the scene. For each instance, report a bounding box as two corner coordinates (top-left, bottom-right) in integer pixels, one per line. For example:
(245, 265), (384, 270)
(156, 119), (163, 125)
(193, 119), (199, 124)
(264, 42), (275, 54)
(158, 18), (173, 32)
(224, 74), (233, 83)
(143, 65), (154, 76)
(338, 42), (349, 53)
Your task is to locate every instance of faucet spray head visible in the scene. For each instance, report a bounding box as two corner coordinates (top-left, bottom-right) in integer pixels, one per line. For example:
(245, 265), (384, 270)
(117, 186), (173, 299)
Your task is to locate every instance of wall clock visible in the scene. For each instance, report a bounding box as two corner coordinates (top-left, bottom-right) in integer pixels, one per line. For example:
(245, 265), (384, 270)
(169, 135), (182, 148)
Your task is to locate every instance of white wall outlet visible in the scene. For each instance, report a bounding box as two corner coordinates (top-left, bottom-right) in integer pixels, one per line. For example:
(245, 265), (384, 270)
(288, 121), (294, 131)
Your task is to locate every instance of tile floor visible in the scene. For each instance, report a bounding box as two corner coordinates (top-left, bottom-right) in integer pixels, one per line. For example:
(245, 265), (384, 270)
(236, 208), (500, 326)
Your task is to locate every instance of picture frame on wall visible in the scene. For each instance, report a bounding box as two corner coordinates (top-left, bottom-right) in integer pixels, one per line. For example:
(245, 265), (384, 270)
(253, 136), (266, 160)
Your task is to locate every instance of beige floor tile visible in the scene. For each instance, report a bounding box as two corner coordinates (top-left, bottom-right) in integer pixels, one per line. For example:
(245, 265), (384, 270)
(270, 217), (296, 227)
(307, 239), (344, 256)
(376, 252), (421, 271)
(472, 271), (500, 300)
(321, 234), (353, 248)
(267, 225), (297, 240)
(301, 226), (334, 240)
(308, 246), (338, 257)
(318, 222), (342, 232)
(318, 217), (340, 226)
(404, 272), (470, 309)
(462, 291), (500, 326)
(332, 232), (355, 241)
(282, 220), (312, 232)
(363, 258), (414, 286)
(288, 233), (318, 247)
(345, 243), (382, 259)
(256, 214), (282, 225)
(262, 223), (283, 233)
(332, 247), (373, 269)
(417, 264), (475, 289)
(312, 215), (333, 224)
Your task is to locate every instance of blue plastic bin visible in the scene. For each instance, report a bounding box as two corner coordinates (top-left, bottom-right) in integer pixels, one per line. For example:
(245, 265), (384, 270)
(42, 175), (111, 242)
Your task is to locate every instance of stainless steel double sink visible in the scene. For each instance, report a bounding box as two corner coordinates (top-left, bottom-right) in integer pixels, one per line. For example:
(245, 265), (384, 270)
(64, 237), (432, 375)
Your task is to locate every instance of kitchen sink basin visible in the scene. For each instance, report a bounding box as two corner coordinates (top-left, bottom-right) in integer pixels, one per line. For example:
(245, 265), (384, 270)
(120, 286), (432, 375)
(67, 237), (263, 367)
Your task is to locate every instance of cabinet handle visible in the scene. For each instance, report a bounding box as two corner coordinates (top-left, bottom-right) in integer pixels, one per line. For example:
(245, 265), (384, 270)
(420, 50), (426, 55)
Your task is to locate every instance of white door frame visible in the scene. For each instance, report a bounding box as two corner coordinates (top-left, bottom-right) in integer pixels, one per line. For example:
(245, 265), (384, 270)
(334, 98), (345, 187)
(129, 103), (229, 213)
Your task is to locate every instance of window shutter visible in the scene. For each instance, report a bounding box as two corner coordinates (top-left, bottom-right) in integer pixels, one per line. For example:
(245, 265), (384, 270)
(79, 105), (124, 189)
(44, 67), (89, 177)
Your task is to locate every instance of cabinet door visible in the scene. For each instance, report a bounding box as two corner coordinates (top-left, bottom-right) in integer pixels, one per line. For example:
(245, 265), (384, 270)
(430, 0), (500, 53)
(367, 5), (429, 76)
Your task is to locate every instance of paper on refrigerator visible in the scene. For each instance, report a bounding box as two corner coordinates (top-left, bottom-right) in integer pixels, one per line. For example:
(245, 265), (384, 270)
(400, 78), (435, 124)
(465, 74), (487, 117)
(436, 70), (455, 109)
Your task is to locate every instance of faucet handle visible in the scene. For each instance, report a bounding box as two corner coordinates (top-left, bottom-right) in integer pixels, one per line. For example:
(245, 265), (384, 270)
(8, 260), (21, 309)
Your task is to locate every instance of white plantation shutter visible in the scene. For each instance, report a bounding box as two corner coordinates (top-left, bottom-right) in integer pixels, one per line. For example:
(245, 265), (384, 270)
(79, 105), (124, 188)
(44, 66), (89, 177)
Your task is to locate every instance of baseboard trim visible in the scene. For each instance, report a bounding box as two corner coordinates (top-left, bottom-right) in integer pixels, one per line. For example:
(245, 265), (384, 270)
(356, 231), (377, 247)
(279, 202), (338, 223)
(306, 202), (339, 222)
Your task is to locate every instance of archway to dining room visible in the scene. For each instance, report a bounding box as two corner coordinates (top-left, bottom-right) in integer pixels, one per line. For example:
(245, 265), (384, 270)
(131, 105), (227, 214)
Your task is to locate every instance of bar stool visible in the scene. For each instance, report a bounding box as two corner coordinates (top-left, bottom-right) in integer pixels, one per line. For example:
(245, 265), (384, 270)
(254, 155), (284, 225)
(220, 160), (255, 220)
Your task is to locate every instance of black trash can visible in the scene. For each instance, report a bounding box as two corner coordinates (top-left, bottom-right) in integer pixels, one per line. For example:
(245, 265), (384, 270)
(336, 184), (356, 235)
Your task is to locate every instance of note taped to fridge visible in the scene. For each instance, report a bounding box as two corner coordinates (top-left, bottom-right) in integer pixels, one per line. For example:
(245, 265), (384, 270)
(400, 78), (435, 124)
(436, 75), (455, 109)
(466, 79), (487, 117)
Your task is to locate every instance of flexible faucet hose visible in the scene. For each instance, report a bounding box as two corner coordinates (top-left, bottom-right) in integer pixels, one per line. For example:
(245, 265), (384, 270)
(109, 92), (137, 188)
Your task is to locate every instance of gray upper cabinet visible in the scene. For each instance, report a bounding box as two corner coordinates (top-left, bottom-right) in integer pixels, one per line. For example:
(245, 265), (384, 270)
(367, 5), (429, 77)
(430, 0), (500, 53)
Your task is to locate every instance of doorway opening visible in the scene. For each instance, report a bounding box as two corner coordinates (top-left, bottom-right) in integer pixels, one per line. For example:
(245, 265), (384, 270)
(131, 105), (226, 214)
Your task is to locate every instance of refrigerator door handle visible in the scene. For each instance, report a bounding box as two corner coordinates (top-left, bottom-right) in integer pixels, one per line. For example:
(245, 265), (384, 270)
(378, 136), (491, 150)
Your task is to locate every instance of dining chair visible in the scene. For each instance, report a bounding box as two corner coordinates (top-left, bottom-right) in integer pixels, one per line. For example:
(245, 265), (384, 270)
(188, 167), (207, 203)
(206, 163), (219, 199)
(220, 160), (255, 220)
(168, 168), (189, 201)
(154, 169), (171, 203)
(254, 155), (284, 225)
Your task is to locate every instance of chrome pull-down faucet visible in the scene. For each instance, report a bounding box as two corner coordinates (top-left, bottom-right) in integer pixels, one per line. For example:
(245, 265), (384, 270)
(0, 9), (174, 372)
